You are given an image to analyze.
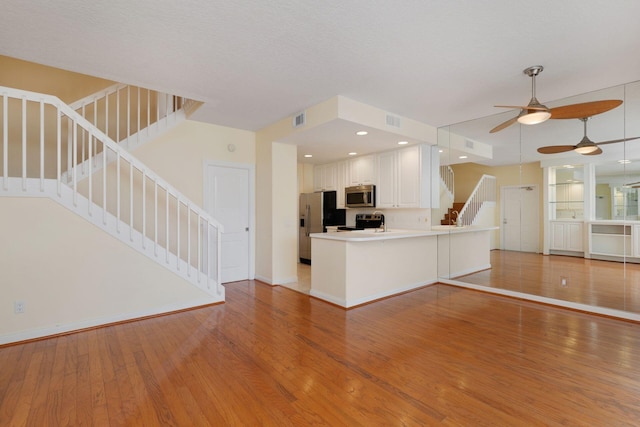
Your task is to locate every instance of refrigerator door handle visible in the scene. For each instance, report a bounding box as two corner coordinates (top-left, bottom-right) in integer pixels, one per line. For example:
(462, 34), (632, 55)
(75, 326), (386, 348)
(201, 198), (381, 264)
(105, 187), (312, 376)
(305, 205), (311, 236)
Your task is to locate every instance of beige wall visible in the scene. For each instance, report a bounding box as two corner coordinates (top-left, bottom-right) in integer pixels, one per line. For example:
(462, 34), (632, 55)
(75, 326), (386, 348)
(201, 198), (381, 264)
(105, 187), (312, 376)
(0, 197), (215, 344)
(0, 55), (114, 103)
(132, 120), (255, 206)
(452, 161), (544, 250)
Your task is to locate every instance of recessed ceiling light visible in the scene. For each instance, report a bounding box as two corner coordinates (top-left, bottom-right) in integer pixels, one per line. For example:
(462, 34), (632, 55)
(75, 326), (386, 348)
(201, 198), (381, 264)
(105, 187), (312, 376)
(459, 155), (468, 159)
(438, 149), (444, 153)
(563, 165), (575, 169)
(356, 131), (368, 136)
(618, 159), (631, 164)
(304, 154), (312, 158)
(348, 152), (357, 156)
(398, 141), (409, 145)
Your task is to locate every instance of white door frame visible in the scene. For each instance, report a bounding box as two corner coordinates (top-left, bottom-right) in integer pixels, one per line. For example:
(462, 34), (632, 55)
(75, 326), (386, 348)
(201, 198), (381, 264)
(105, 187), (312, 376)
(203, 160), (256, 280)
(500, 184), (540, 252)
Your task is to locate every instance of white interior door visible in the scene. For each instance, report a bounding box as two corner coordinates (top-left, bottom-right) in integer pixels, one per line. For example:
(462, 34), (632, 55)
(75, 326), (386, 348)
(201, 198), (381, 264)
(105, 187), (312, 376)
(206, 163), (250, 283)
(502, 185), (539, 252)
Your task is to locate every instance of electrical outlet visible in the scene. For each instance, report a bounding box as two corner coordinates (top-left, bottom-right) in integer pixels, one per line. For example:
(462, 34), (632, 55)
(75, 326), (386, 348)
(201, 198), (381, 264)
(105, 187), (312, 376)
(14, 301), (25, 314)
(560, 277), (568, 287)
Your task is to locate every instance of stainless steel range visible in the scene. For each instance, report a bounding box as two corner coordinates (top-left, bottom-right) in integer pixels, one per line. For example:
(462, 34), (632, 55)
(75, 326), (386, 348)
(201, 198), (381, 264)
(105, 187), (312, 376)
(337, 213), (385, 231)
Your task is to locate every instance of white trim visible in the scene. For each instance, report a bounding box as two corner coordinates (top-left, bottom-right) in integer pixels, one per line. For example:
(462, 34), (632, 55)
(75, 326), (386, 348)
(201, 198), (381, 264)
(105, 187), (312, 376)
(439, 263), (492, 279)
(276, 276), (298, 285)
(311, 280), (437, 308)
(203, 160), (256, 281)
(254, 274), (273, 285)
(440, 278), (640, 322)
(0, 296), (220, 346)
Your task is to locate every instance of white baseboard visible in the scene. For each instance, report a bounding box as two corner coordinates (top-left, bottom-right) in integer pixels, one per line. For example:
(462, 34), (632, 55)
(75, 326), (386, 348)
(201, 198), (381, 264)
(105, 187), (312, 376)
(310, 280), (437, 309)
(254, 274), (273, 285)
(0, 295), (222, 346)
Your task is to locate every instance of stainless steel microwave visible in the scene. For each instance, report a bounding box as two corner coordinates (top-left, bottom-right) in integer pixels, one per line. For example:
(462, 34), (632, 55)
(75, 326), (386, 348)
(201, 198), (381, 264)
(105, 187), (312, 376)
(345, 184), (376, 208)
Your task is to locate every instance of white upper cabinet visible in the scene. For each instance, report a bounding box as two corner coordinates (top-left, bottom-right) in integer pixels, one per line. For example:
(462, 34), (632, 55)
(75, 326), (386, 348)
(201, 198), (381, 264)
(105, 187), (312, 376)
(348, 154), (376, 186)
(311, 145), (437, 210)
(376, 145), (431, 208)
(313, 163), (337, 191)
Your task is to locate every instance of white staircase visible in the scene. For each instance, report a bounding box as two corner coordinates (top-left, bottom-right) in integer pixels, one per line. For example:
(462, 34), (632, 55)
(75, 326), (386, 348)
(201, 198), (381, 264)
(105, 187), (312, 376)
(437, 165), (496, 227)
(0, 85), (223, 298)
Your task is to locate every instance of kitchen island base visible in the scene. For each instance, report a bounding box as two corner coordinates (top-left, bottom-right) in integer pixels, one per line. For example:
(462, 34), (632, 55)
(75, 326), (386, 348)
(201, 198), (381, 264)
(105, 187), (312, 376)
(310, 234), (438, 308)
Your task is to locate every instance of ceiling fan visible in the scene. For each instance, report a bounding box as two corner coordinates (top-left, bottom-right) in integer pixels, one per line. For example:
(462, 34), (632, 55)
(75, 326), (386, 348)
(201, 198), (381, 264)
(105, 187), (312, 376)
(490, 65), (623, 133)
(537, 117), (640, 156)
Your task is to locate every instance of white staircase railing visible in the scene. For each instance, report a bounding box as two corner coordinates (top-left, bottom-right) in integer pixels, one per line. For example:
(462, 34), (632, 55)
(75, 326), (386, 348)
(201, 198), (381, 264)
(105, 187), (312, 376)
(0, 85), (223, 296)
(439, 164), (454, 198)
(66, 83), (197, 181)
(458, 174), (497, 226)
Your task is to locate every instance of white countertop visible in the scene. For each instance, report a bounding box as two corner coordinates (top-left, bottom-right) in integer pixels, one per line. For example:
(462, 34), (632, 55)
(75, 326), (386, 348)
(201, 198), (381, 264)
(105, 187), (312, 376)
(311, 226), (497, 242)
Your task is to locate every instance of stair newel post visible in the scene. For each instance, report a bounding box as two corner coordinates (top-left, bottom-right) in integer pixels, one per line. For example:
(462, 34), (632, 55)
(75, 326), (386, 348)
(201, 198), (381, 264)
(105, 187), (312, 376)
(142, 170), (146, 249)
(137, 87), (141, 146)
(146, 89), (150, 138)
(116, 153), (120, 233)
(72, 120), (77, 206)
(206, 219), (211, 289)
(3, 93), (7, 191)
(87, 132), (92, 217)
(56, 103), (61, 196)
(21, 96), (26, 191)
(197, 213), (201, 283)
(187, 203), (191, 277)
(105, 90), (109, 141)
(102, 141), (107, 225)
(166, 187), (170, 264)
(129, 161), (134, 242)
(126, 86), (131, 147)
(116, 88), (120, 145)
(39, 99), (44, 191)
(176, 197), (180, 271)
(154, 178), (158, 256)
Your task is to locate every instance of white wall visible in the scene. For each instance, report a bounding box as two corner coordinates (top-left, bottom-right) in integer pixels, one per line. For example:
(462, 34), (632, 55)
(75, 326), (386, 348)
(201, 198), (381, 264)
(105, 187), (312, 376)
(0, 197), (215, 344)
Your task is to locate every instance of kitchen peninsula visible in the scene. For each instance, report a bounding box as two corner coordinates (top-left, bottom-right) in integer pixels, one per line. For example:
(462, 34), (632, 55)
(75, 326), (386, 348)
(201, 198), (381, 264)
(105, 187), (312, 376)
(310, 226), (495, 308)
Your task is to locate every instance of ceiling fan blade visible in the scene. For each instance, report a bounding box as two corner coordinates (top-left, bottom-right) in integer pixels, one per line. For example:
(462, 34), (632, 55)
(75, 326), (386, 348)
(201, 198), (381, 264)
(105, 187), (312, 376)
(549, 99), (623, 119)
(490, 116), (518, 133)
(494, 105), (548, 111)
(537, 145), (576, 154)
(595, 136), (640, 146)
(583, 147), (603, 155)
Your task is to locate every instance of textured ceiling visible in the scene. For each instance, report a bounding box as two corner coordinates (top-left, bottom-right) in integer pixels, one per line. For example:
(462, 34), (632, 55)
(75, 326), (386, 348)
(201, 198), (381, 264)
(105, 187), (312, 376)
(2, 1), (640, 164)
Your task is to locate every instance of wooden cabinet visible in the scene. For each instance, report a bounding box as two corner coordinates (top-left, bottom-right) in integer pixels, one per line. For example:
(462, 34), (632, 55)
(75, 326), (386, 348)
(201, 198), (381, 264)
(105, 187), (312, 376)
(348, 154), (376, 186)
(376, 145), (430, 208)
(549, 221), (584, 253)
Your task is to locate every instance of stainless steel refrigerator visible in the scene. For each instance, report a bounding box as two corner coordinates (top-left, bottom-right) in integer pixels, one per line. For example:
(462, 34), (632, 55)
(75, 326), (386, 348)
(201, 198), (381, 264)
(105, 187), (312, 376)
(299, 191), (345, 264)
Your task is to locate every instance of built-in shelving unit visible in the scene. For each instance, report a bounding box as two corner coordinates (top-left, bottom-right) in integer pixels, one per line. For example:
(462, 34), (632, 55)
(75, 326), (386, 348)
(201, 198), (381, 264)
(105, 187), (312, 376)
(549, 165), (584, 220)
(589, 223), (632, 257)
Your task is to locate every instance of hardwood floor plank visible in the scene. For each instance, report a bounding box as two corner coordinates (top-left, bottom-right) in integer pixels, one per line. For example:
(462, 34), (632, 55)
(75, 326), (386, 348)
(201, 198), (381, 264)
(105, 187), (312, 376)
(2, 279), (640, 425)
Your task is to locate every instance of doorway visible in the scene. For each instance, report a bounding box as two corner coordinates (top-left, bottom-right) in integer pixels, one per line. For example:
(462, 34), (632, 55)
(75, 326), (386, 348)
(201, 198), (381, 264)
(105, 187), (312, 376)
(204, 161), (254, 283)
(501, 185), (539, 252)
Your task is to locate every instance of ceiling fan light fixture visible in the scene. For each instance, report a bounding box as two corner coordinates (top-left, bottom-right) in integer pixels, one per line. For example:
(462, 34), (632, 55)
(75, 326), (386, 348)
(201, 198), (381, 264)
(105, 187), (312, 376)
(517, 110), (551, 125)
(574, 145), (599, 154)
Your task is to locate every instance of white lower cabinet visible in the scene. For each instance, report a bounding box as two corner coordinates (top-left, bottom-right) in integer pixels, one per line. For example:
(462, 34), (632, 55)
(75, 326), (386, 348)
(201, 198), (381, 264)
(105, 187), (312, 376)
(549, 221), (584, 253)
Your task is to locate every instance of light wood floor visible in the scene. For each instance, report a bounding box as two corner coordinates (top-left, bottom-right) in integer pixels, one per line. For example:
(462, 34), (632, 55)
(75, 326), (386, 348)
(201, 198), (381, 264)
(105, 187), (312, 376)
(456, 250), (640, 314)
(2, 280), (640, 425)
